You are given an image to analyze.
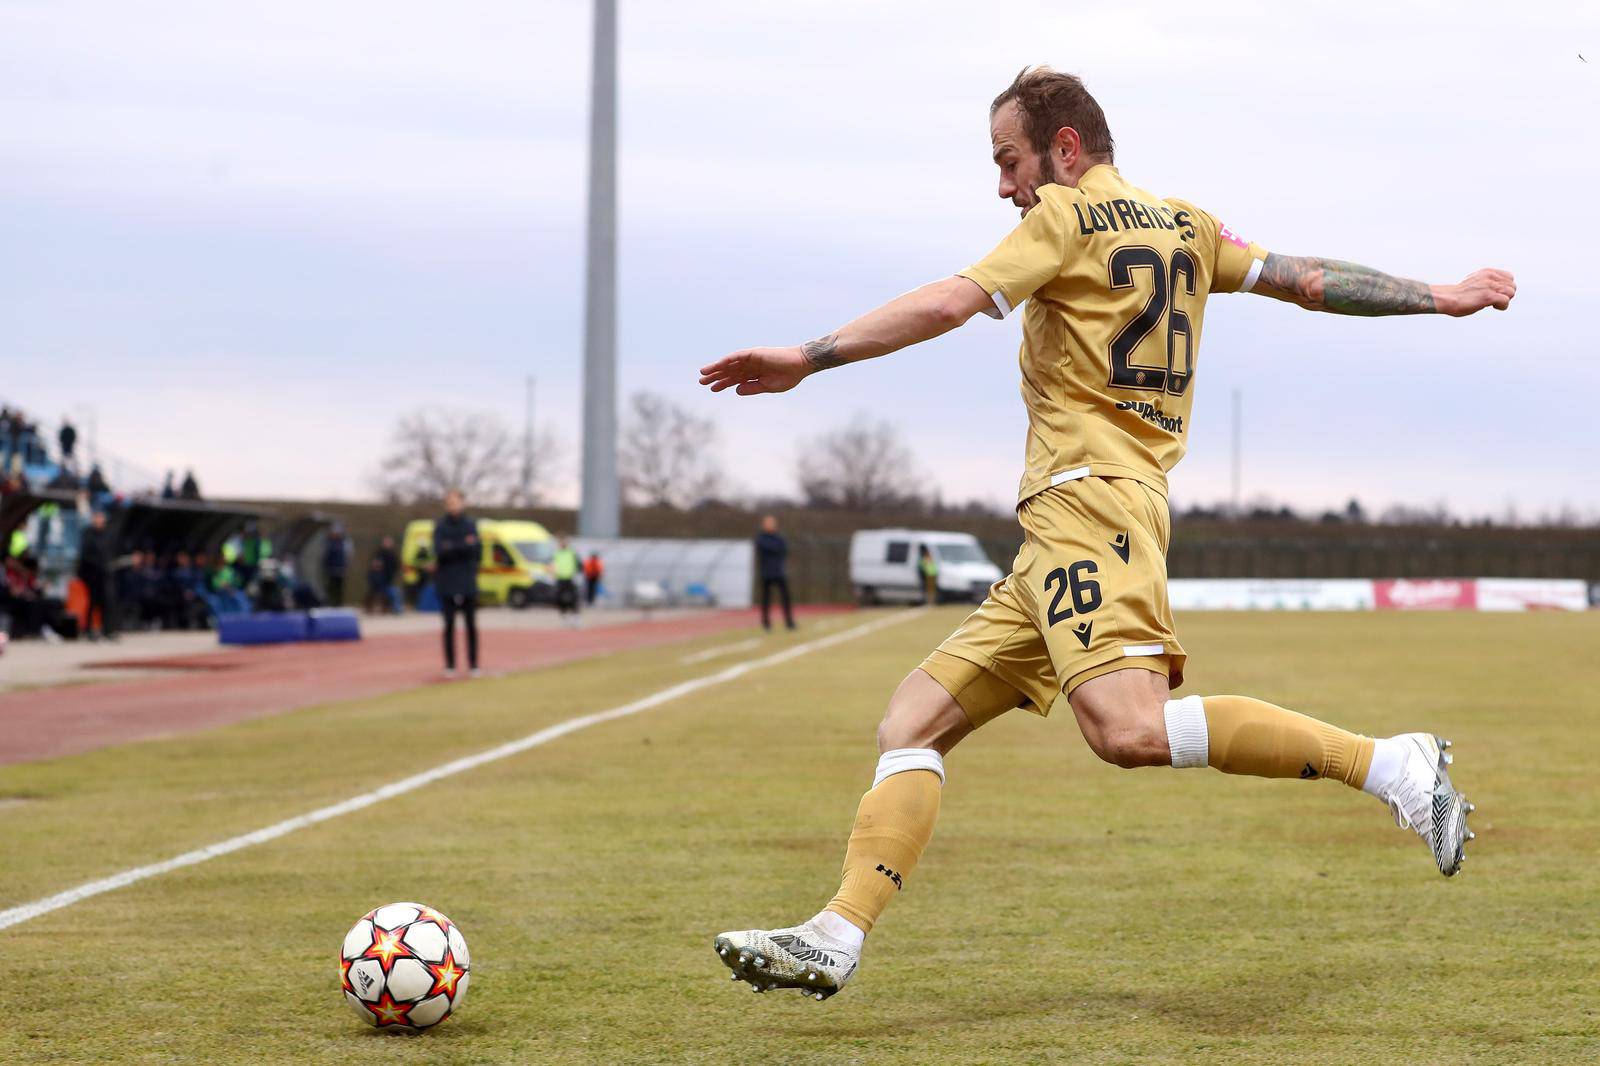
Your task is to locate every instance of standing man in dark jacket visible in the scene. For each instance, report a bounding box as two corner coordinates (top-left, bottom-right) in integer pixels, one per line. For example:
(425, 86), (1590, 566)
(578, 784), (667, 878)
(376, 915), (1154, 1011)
(367, 534), (401, 614)
(433, 489), (481, 678)
(76, 509), (115, 641)
(58, 418), (77, 462)
(755, 514), (796, 632)
(321, 524), (350, 606)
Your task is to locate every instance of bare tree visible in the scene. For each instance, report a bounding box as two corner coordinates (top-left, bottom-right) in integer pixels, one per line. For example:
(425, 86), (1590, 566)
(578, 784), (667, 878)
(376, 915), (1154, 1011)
(368, 407), (525, 505)
(508, 427), (568, 507)
(619, 391), (725, 509)
(795, 415), (921, 510)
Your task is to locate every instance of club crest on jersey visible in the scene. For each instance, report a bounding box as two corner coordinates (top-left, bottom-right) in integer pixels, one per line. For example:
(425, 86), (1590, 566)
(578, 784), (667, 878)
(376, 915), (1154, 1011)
(1219, 222), (1250, 249)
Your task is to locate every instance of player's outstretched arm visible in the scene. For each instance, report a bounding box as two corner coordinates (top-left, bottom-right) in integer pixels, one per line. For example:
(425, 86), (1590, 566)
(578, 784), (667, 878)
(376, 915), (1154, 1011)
(698, 276), (992, 396)
(1251, 254), (1516, 317)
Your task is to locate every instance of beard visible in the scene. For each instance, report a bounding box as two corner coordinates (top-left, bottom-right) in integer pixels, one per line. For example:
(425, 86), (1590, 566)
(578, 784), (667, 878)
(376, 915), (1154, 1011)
(1020, 150), (1059, 215)
(1037, 150), (1059, 188)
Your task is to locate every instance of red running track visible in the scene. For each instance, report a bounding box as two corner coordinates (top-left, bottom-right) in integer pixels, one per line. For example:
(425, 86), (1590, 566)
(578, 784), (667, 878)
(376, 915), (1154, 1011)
(0, 608), (851, 767)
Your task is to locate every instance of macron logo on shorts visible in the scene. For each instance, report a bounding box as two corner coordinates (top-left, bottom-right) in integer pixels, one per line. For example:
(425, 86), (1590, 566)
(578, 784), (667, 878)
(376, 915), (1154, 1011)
(1219, 222), (1249, 249)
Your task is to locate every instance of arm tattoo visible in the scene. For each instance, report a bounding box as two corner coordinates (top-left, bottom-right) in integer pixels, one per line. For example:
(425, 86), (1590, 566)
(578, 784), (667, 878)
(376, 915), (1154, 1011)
(801, 332), (847, 371)
(1259, 253), (1435, 316)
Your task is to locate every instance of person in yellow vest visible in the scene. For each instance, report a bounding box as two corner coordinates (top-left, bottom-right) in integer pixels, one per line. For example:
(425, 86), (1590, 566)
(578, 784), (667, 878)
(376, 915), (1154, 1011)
(917, 544), (939, 605)
(551, 536), (581, 629)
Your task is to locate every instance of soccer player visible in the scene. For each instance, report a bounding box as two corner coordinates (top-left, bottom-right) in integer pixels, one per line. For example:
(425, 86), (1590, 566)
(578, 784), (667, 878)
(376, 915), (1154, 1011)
(698, 67), (1516, 1001)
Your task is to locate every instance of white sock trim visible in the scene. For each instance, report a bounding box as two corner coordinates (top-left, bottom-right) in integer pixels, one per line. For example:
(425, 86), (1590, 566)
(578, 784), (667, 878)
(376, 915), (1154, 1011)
(812, 909), (866, 948)
(1362, 736), (1406, 798)
(1164, 695), (1209, 769)
(873, 748), (945, 788)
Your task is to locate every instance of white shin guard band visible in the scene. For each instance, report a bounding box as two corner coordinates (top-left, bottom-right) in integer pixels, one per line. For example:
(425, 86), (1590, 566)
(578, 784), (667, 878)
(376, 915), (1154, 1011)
(873, 748), (945, 788)
(1163, 695), (1210, 769)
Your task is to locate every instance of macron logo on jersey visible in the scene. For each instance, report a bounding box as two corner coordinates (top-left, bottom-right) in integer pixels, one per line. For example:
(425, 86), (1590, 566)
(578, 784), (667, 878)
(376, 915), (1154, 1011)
(1219, 222), (1250, 249)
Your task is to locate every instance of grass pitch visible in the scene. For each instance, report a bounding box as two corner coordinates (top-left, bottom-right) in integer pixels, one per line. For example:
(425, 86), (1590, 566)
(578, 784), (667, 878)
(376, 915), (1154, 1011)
(2, 609), (1598, 1064)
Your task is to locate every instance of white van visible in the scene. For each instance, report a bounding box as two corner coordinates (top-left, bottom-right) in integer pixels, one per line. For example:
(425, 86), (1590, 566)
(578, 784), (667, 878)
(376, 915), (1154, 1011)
(849, 529), (1004, 605)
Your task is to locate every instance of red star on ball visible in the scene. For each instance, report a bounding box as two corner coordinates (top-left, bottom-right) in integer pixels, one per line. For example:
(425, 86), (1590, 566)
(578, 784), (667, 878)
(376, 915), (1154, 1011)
(339, 958), (353, 993)
(364, 992), (413, 1028)
(362, 927), (413, 972)
(428, 953), (465, 997)
(416, 905), (453, 930)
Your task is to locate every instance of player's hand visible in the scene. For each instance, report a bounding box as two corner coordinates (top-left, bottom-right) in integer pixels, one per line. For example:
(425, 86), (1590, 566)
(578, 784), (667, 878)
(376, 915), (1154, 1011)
(1436, 268), (1516, 316)
(698, 346), (812, 395)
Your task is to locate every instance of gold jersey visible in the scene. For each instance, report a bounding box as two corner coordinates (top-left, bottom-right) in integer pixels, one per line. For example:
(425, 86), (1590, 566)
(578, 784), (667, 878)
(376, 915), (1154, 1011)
(958, 164), (1267, 503)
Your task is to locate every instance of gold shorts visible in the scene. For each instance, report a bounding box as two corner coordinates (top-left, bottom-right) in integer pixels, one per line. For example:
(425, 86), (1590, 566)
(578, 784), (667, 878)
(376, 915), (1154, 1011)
(920, 476), (1185, 728)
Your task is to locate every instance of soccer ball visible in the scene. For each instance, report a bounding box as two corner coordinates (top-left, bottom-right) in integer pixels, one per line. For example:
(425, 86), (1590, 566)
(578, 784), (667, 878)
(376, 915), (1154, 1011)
(339, 902), (471, 1030)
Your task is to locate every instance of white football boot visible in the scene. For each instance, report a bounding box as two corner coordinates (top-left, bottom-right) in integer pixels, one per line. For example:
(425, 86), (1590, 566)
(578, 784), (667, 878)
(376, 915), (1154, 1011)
(1376, 733), (1474, 876)
(713, 919), (860, 1001)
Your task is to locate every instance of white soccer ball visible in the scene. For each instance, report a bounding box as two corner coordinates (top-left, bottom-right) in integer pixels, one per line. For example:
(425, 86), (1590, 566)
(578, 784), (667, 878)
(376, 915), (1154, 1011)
(339, 901), (471, 1030)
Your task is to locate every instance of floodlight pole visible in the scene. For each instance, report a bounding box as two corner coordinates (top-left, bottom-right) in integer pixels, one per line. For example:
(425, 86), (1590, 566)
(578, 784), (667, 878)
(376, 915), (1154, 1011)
(578, 0), (621, 537)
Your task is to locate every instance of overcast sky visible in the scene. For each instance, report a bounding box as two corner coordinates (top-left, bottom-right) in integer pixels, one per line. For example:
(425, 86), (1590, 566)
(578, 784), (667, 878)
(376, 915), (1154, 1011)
(3, 0), (1595, 516)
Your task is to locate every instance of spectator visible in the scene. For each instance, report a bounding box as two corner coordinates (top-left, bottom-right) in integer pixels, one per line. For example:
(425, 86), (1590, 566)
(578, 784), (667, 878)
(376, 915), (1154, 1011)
(433, 488), (481, 678)
(136, 551), (165, 628)
(366, 535), (401, 614)
(180, 469), (201, 500)
(204, 554), (250, 615)
(755, 514), (796, 632)
(322, 524), (350, 606)
(918, 544), (939, 605)
(3, 409), (22, 459)
(551, 535), (581, 628)
(236, 522), (270, 586)
(252, 558), (291, 613)
(583, 552), (604, 606)
(282, 558), (320, 611)
(162, 471), (176, 499)
(76, 510), (116, 641)
(1, 455), (28, 498)
(87, 464), (110, 496)
(116, 549), (146, 630)
(166, 551), (209, 629)
(4, 552), (64, 642)
(58, 418), (77, 461)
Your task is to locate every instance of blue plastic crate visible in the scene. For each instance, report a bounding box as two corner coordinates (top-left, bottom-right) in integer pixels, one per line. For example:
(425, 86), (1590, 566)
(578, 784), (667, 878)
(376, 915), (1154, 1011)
(307, 608), (362, 642)
(217, 612), (310, 645)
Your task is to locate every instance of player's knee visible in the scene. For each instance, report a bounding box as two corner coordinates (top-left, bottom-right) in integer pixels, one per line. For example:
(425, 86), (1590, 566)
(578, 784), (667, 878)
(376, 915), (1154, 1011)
(877, 697), (928, 753)
(876, 669), (969, 754)
(1088, 721), (1168, 768)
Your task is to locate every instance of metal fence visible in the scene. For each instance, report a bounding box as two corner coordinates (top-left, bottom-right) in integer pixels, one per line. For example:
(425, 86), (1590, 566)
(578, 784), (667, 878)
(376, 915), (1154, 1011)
(776, 526), (1600, 605)
(572, 537), (754, 609)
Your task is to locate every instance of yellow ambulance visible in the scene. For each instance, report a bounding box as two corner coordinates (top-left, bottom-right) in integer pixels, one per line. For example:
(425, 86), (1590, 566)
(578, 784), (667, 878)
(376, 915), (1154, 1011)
(401, 519), (556, 608)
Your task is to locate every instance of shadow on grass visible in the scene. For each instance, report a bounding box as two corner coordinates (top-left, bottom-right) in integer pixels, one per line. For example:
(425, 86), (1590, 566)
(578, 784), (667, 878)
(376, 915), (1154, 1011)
(784, 959), (1353, 1043)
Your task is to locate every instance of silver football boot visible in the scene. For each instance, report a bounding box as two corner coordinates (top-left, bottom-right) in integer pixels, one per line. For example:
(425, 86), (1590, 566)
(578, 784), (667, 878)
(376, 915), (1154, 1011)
(713, 919), (860, 1001)
(1377, 733), (1474, 876)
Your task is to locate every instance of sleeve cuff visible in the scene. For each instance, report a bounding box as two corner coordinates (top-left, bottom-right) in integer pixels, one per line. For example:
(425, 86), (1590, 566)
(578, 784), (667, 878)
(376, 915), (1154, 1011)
(1240, 255), (1265, 293)
(959, 270), (1013, 319)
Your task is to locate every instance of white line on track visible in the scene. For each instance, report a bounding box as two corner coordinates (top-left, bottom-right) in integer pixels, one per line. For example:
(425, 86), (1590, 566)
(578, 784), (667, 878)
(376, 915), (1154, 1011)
(679, 637), (764, 665)
(0, 610), (924, 933)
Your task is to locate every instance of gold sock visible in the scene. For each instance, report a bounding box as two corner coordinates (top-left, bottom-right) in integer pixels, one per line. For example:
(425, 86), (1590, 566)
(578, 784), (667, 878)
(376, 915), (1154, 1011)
(1202, 695), (1374, 788)
(825, 769), (942, 935)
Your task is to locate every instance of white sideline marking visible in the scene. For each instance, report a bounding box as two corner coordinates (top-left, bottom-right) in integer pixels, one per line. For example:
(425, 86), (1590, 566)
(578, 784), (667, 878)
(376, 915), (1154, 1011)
(0, 610), (923, 933)
(679, 637), (763, 665)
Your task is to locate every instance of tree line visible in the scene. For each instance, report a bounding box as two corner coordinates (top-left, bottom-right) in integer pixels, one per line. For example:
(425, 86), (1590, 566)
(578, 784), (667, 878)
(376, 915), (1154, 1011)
(368, 396), (1599, 529)
(368, 392), (945, 513)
